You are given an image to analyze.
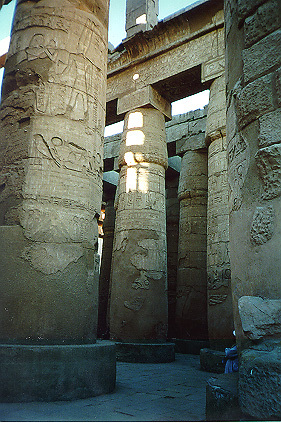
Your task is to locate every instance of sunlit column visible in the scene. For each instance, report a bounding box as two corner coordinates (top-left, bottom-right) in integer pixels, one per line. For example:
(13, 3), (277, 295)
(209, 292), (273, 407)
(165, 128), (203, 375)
(110, 88), (170, 343)
(175, 150), (208, 341)
(205, 75), (234, 350)
(0, 0), (115, 402)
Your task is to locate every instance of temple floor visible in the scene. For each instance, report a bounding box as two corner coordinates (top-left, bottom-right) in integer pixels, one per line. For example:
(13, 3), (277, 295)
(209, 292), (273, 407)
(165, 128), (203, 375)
(0, 354), (217, 421)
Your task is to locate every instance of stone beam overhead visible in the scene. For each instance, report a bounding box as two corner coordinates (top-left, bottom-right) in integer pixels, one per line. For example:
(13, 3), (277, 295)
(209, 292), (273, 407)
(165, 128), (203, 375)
(106, 0), (224, 125)
(117, 86), (172, 120)
(126, 0), (159, 38)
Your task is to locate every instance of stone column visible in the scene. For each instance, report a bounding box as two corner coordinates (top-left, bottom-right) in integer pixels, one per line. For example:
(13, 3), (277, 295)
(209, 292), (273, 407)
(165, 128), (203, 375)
(205, 75), (234, 350)
(0, 0), (115, 402)
(225, 0), (281, 419)
(98, 198), (116, 339)
(109, 86), (174, 362)
(175, 149), (208, 343)
(126, 0), (158, 37)
(165, 169), (180, 339)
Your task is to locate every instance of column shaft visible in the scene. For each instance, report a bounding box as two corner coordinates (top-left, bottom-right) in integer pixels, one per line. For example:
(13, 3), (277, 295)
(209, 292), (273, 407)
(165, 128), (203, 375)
(98, 199), (115, 339)
(109, 107), (168, 341)
(175, 150), (208, 340)
(0, 0), (108, 344)
(206, 75), (234, 350)
(166, 173), (180, 339)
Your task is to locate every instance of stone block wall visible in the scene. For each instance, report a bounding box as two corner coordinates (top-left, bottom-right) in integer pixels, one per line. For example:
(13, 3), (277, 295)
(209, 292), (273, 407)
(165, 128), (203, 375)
(225, 0), (281, 419)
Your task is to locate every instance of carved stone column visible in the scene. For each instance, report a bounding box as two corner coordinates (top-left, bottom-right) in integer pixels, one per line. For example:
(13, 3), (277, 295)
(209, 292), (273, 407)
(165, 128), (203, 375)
(165, 169), (180, 339)
(175, 149), (208, 342)
(98, 198), (116, 339)
(109, 86), (175, 362)
(205, 75), (234, 350)
(225, 0), (281, 419)
(0, 0), (115, 402)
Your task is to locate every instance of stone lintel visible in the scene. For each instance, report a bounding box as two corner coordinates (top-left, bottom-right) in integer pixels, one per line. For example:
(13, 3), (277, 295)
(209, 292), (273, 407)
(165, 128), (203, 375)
(201, 55), (225, 83)
(117, 85), (171, 120)
(176, 132), (206, 156)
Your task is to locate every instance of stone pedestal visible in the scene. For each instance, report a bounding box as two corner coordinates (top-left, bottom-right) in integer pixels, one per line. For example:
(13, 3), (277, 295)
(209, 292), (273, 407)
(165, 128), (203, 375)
(206, 373), (242, 421)
(109, 87), (174, 361)
(0, 341), (116, 402)
(225, 0), (281, 419)
(205, 75), (234, 350)
(0, 0), (115, 401)
(175, 149), (208, 341)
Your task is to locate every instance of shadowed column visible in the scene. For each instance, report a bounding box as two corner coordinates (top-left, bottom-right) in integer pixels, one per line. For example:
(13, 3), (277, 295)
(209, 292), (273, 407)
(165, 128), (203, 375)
(205, 75), (234, 350)
(98, 198), (116, 339)
(175, 149), (208, 341)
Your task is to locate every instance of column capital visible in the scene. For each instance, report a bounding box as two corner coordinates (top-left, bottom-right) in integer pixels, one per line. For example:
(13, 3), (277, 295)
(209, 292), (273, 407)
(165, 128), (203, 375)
(117, 85), (172, 121)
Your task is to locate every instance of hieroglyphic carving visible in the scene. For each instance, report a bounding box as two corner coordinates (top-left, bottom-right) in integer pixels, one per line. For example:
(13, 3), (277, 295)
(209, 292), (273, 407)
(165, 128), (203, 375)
(131, 238), (167, 276)
(209, 294), (228, 306)
(132, 271), (150, 290)
(116, 190), (165, 213)
(255, 144), (281, 200)
(124, 296), (145, 311)
(250, 205), (274, 245)
(228, 133), (250, 211)
(31, 132), (102, 175)
(25, 32), (99, 122)
(208, 268), (231, 290)
(21, 242), (84, 274)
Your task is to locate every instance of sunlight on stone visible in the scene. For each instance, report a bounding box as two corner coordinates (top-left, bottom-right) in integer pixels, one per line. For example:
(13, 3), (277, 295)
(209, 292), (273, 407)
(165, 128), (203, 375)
(126, 167), (137, 192)
(124, 151), (137, 166)
(128, 111), (143, 128)
(126, 130), (145, 146)
(138, 167), (148, 193)
(136, 14), (147, 24)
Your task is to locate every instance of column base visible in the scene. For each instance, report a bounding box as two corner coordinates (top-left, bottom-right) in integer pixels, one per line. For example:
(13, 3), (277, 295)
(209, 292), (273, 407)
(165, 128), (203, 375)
(171, 338), (210, 355)
(239, 342), (281, 420)
(206, 373), (242, 421)
(200, 348), (225, 373)
(115, 341), (175, 363)
(0, 341), (116, 402)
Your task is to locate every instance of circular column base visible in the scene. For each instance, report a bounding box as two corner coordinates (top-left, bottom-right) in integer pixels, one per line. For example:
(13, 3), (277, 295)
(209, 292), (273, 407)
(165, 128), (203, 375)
(115, 341), (175, 363)
(0, 341), (116, 402)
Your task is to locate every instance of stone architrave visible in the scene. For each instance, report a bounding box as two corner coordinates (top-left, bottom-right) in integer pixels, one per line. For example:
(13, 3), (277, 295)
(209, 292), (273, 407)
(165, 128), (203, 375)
(205, 75), (234, 350)
(225, 0), (281, 419)
(175, 149), (208, 341)
(109, 88), (170, 346)
(0, 0), (115, 402)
